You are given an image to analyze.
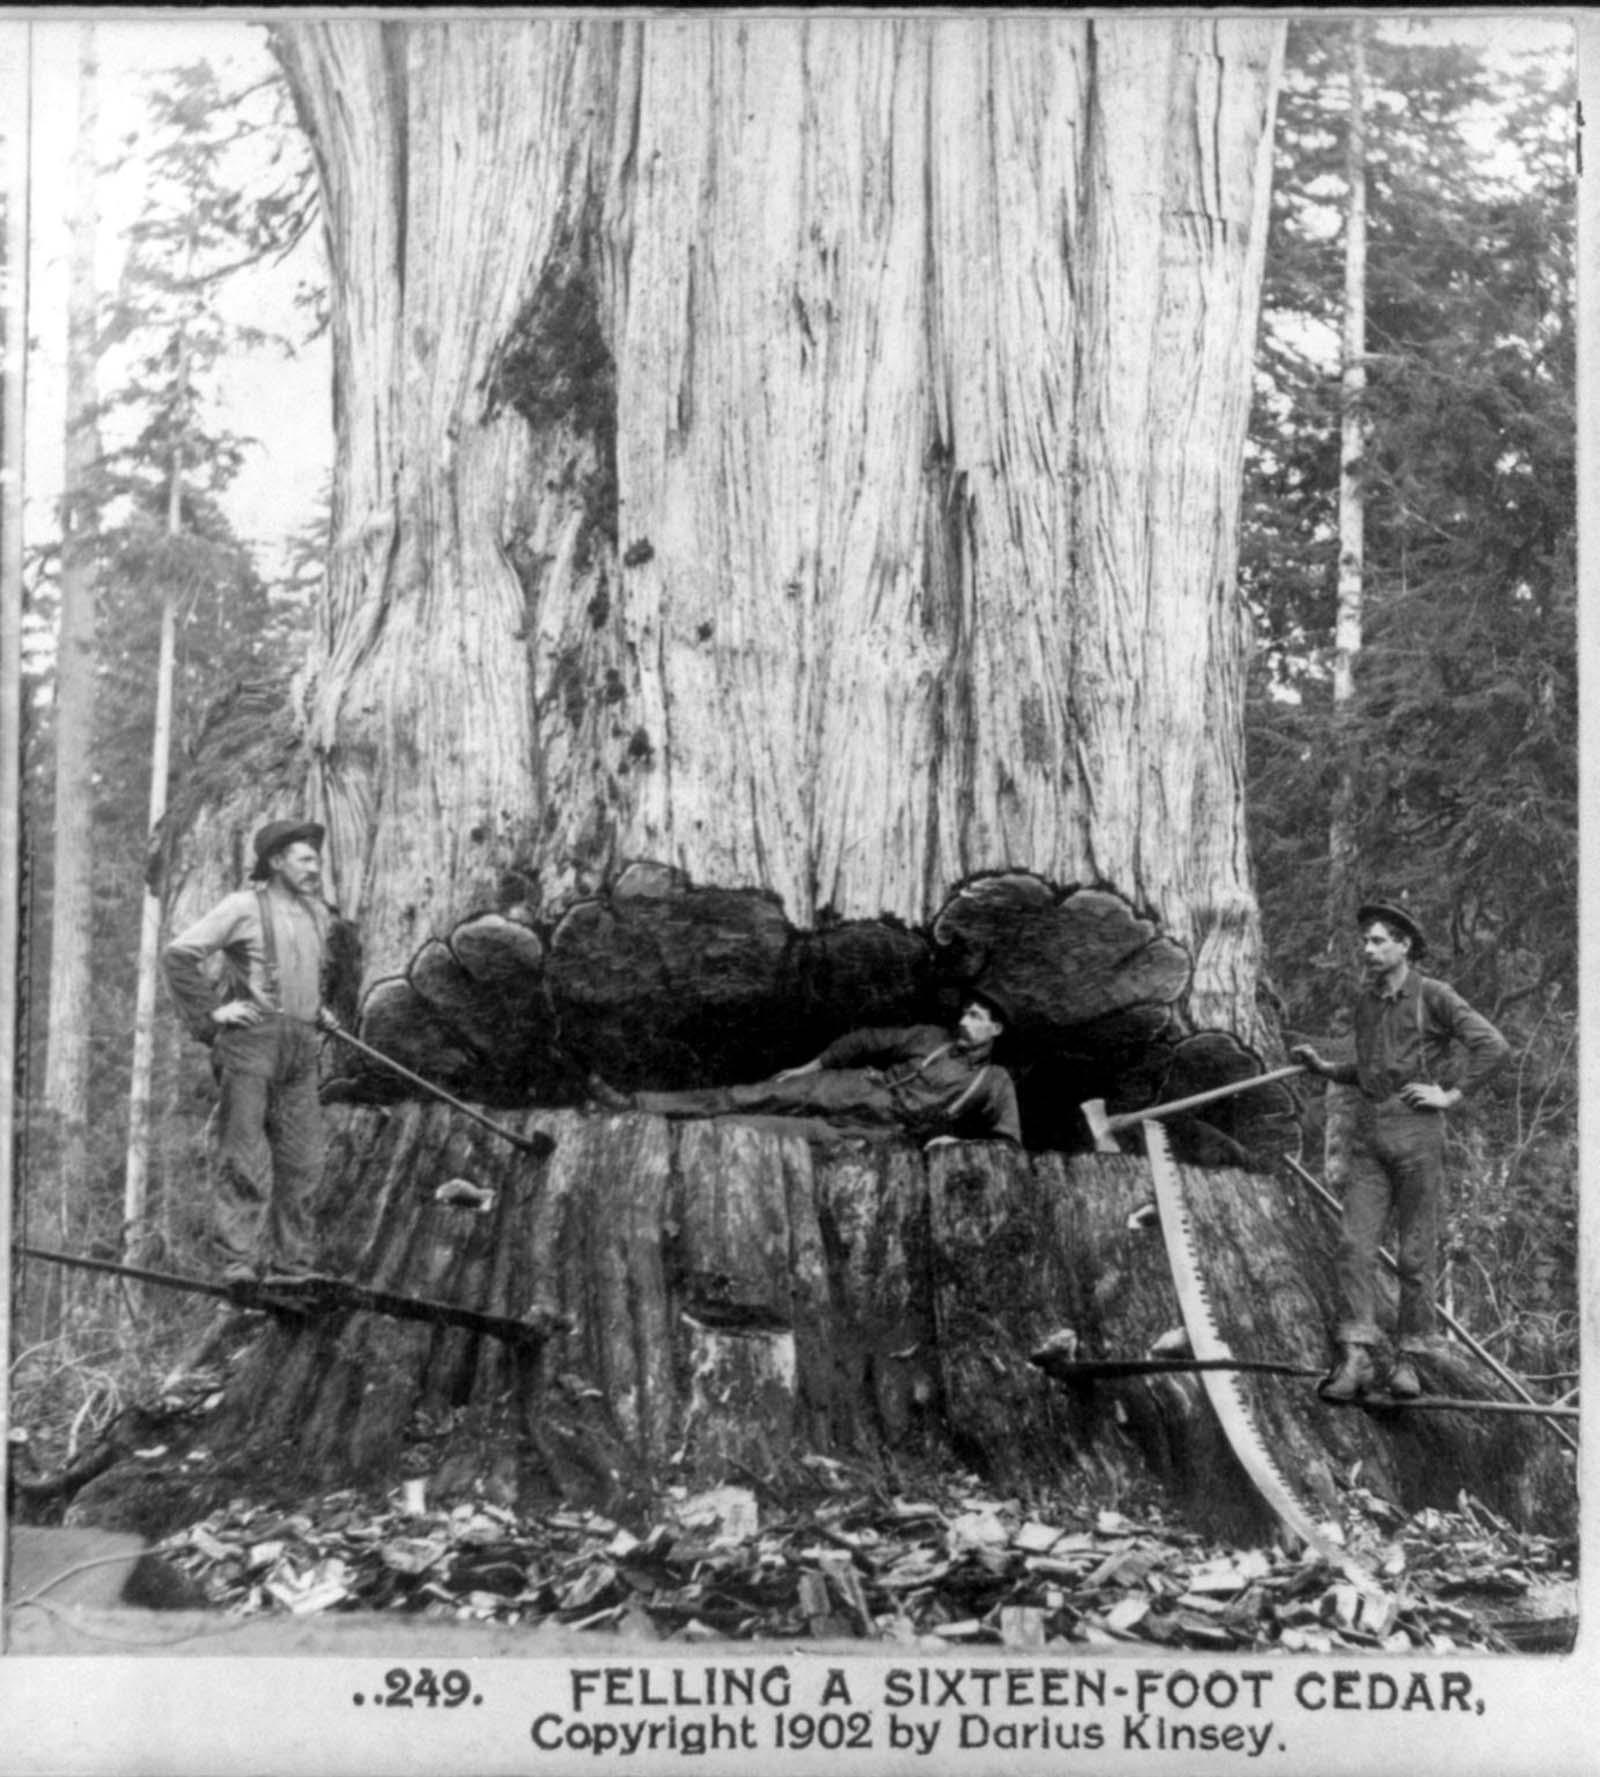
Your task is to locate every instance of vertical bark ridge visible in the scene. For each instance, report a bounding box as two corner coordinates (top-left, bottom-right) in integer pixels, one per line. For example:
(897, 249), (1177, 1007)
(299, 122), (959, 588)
(1070, 18), (1280, 1031)
(927, 18), (1091, 890)
(281, 20), (622, 959)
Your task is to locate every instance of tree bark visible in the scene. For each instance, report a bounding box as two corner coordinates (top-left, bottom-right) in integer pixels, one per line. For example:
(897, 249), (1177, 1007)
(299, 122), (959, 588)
(263, 15), (1283, 1037)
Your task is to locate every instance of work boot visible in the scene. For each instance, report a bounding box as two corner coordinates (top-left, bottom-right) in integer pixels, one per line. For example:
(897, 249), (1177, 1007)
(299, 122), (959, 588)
(1320, 1343), (1376, 1402)
(586, 1072), (636, 1113)
(1388, 1358), (1422, 1399)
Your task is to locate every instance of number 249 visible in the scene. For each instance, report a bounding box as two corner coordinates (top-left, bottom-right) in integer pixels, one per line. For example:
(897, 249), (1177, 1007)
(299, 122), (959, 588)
(382, 1668), (474, 1708)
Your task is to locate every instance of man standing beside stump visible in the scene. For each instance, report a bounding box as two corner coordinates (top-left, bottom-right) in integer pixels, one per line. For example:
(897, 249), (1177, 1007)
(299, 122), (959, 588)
(1292, 899), (1509, 1401)
(164, 819), (354, 1285)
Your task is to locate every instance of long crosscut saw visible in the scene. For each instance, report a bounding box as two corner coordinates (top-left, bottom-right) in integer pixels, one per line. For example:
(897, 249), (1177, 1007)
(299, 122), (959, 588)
(1139, 1118), (1384, 1596)
(16, 1243), (564, 1349)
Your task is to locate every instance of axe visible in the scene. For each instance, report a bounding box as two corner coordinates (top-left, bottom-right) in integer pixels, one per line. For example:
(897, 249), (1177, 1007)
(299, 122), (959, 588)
(317, 1019), (556, 1158)
(1081, 1065), (1304, 1154)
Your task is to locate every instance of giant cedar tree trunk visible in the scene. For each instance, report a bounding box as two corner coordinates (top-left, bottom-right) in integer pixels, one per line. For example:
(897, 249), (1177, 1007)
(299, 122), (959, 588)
(252, 14), (1279, 1034)
(126, 17), (1571, 1539)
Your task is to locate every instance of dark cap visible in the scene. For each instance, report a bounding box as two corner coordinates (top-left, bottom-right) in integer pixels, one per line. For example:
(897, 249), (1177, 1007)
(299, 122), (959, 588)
(250, 819), (325, 881)
(1357, 898), (1426, 959)
(965, 983), (1016, 1027)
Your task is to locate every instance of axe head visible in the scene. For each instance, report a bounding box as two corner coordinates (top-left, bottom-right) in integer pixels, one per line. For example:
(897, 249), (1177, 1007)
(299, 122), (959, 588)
(1081, 1097), (1121, 1154)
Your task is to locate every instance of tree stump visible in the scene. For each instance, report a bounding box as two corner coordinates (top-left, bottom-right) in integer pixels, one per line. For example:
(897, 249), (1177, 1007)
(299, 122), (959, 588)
(72, 1099), (1565, 1543)
(68, 861), (1566, 1541)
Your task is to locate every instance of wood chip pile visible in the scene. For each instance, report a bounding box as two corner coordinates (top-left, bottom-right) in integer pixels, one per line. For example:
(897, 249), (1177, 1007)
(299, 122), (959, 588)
(161, 1459), (1574, 1653)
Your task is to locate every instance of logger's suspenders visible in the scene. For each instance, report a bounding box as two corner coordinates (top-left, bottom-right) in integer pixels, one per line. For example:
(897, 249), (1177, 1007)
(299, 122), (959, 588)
(254, 886), (283, 1014)
(886, 1042), (992, 1133)
(946, 1064), (993, 1128)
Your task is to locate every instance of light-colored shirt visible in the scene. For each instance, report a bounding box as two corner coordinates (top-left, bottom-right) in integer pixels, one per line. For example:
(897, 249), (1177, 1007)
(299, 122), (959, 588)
(164, 887), (330, 1038)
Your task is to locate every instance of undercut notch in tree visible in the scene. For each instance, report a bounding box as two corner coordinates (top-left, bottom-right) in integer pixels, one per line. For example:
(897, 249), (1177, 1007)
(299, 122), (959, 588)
(323, 865), (1291, 1162)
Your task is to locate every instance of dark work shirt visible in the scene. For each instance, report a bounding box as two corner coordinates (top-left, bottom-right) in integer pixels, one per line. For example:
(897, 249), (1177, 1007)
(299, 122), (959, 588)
(1326, 967), (1509, 1103)
(816, 1024), (1022, 1142)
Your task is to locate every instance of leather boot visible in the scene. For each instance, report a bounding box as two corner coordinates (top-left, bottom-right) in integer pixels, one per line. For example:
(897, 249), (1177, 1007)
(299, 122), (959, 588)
(1388, 1358), (1422, 1398)
(1320, 1343), (1376, 1401)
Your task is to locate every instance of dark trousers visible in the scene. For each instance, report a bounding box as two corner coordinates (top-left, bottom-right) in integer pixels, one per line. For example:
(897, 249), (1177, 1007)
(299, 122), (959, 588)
(1336, 1096), (1446, 1351)
(634, 1068), (901, 1134)
(208, 1016), (323, 1272)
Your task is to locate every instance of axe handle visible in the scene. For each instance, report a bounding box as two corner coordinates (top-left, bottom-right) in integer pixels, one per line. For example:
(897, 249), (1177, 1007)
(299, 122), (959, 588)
(323, 1022), (542, 1154)
(1103, 1063), (1305, 1135)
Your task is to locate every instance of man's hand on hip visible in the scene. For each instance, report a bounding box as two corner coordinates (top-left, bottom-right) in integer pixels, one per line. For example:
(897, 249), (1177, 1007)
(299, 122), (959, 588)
(212, 1000), (265, 1030)
(1401, 1081), (1460, 1112)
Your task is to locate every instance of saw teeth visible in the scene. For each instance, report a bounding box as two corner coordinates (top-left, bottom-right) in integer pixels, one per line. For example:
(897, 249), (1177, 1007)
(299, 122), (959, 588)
(1140, 1120), (1382, 1597)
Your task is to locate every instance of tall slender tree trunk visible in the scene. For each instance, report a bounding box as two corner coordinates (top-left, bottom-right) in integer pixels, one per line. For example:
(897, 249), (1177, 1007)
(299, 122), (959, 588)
(1, 24), (34, 1392)
(122, 336), (187, 1265)
(45, 22), (102, 1260)
(261, 15), (1283, 1038)
(1328, 17), (1367, 920)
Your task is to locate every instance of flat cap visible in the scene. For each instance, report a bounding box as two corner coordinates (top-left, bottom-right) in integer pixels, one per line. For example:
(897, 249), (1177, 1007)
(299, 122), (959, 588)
(1357, 898), (1426, 959)
(966, 983), (1017, 1027)
(250, 819), (325, 881)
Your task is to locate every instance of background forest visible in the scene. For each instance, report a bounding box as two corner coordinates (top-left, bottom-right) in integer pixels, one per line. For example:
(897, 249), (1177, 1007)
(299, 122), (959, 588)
(6, 20), (1578, 1444)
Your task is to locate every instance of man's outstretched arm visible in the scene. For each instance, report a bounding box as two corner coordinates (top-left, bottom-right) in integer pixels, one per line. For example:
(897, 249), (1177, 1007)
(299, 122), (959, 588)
(810, 1025), (949, 1072)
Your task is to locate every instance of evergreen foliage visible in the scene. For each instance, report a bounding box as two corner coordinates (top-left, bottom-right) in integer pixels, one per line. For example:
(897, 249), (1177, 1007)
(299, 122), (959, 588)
(1243, 20), (1576, 1369)
(18, 49), (322, 1298)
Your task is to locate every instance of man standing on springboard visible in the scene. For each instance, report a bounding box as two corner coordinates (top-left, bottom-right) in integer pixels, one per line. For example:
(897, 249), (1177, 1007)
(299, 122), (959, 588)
(1292, 898), (1508, 1401)
(165, 819), (355, 1285)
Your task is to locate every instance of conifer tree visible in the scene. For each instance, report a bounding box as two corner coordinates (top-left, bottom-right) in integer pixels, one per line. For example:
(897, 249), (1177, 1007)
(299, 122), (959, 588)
(31, 53), (318, 1266)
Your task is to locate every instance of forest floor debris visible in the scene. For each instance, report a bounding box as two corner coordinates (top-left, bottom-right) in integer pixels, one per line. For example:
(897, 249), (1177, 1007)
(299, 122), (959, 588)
(14, 1321), (1574, 1652)
(150, 1457), (1573, 1653)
